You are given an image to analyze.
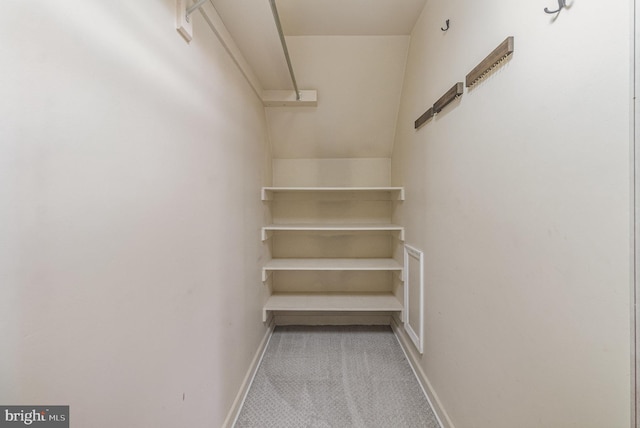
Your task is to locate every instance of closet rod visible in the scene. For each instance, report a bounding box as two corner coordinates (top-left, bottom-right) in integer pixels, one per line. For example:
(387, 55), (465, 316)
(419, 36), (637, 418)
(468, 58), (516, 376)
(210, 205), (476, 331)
(186, 0), (208, 17)
(269, 0), (300, 100)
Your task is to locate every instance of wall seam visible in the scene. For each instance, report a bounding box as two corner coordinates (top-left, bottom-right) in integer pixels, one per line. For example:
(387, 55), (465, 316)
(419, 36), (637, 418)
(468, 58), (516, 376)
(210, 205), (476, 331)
(199, 2), (264, 102)
(633, 0), (639, 425)
(391, 318), (454, 428)
(388, 35), (412, 161)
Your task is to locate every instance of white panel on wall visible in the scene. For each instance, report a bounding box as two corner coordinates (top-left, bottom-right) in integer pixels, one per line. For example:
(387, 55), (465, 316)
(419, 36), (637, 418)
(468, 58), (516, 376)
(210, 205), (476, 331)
(404, 244), (424, 354)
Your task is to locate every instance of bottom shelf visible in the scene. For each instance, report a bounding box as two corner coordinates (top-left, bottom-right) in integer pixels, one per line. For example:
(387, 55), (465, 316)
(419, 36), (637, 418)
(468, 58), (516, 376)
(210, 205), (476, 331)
(263, 293), (403, 322)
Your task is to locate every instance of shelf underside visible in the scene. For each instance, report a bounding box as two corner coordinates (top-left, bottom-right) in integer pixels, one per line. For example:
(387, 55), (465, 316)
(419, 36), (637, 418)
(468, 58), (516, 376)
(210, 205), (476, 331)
(262, 187), (404, 201)
(264, 258), (401, 269)
(262, 258), (402, 282)
(262, 223), (404, 240)
(265, 223), (403, 231)
(263, 293), (403, 322)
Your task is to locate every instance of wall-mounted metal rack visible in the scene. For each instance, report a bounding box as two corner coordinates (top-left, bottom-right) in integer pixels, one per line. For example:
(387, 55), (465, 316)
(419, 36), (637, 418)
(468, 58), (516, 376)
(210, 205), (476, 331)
(433, 82), (464, 113)
(413, 36), (515, 130)
(414, 82), (463, 130)
(466, 36), (514, 88)
(414, 107), (434, 129)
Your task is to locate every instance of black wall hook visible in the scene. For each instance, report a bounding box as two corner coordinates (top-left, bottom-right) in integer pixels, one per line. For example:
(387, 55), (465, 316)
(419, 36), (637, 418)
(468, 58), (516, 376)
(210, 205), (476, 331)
(544, 0), (566, 14)
(441, 19), (450, 31)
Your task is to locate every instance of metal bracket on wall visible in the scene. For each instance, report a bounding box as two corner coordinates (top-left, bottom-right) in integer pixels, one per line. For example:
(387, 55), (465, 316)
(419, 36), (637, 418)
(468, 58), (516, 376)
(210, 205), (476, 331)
(186, 0), (208, 18)
(176, 0), (208, 43)
(433, 82), (464, 114)
(544, 0), (566, 14)
(414, 107), (434, 129)
(413, 83), (463, 130)
(465, 36), (514, 88)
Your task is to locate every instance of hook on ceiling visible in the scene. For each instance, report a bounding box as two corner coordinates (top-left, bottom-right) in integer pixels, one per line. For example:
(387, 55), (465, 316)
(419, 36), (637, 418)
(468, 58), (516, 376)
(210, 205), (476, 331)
(441, 19), (450, 32)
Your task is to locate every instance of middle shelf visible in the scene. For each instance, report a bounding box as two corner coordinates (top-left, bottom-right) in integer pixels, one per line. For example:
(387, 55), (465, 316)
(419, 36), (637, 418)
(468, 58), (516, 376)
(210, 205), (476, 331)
(262, 258), (403, 282)
(261, 223), (405, 241)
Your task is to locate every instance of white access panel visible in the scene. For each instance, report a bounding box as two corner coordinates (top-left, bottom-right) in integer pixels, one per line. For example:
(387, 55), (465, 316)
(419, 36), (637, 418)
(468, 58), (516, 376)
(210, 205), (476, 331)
(404, 244), (424, 354)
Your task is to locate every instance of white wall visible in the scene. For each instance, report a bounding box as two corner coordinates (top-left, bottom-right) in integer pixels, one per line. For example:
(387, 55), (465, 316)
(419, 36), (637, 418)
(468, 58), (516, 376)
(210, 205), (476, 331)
(273, 158), (390, 186)
(392, 1), (632, 427)
(0, 1), (271, 426)
(266, 36), (409, 159)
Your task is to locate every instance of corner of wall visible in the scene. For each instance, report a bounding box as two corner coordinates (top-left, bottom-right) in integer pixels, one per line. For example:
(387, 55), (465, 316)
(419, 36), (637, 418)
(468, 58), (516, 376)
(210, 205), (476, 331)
(222, 317), (276, 428)
(391, 317), (455, 428)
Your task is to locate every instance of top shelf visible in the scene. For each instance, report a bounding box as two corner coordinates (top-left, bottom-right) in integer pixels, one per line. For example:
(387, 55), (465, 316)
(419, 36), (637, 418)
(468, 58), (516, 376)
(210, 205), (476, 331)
(261, 187), (405, 201)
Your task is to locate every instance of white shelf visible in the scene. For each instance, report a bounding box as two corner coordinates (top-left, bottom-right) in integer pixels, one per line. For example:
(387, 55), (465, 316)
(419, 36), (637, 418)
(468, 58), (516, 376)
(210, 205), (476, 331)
(261, 186), (404, 201)
(262, 90), (318, 107)
(260, 184), (406, 322)
(262, 258), (402, 281)
(261, 223), (404, 241)
(262, 293), (403, 322)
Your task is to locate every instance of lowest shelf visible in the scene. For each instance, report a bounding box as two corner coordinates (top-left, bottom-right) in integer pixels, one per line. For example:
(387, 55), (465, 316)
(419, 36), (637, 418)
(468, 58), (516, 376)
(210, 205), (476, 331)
(262, 293), (403, 322)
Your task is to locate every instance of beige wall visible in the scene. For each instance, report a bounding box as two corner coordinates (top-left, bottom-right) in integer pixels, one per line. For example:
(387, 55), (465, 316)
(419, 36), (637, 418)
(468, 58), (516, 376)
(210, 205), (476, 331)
(0, 1), (271, 426)
(392, 1), (633, 427)
(273, 158), (391, 186)
(266, 36), (409, 159)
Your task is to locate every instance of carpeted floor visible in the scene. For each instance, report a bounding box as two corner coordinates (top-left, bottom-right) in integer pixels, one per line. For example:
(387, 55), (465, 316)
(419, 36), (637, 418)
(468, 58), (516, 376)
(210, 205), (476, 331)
(234, 325), (440, 428)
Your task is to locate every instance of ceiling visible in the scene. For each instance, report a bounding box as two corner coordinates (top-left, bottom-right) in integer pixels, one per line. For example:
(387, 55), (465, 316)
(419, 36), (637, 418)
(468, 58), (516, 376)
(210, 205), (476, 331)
(208, 0), (292, 90)
(207, 0), (425, 159)
(277, 0), (429, 36)
(209, 0), (427, 89)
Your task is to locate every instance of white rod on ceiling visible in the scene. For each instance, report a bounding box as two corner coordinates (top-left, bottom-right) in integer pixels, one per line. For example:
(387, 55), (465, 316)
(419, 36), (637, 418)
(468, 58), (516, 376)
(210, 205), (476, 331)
(186, 0), (208, 17)
(268, 0), (300, 100)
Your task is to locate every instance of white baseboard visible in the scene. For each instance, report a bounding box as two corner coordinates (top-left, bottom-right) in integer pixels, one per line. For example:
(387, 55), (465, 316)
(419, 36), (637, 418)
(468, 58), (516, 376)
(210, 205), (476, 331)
(391, 317), (455, 428)
(222, 318), (275, 428)
(274, 311), (392, 326)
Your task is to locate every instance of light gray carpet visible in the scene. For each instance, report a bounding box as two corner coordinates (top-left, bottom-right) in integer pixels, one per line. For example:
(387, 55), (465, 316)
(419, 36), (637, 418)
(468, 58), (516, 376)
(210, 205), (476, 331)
(234, 325), (440, 428)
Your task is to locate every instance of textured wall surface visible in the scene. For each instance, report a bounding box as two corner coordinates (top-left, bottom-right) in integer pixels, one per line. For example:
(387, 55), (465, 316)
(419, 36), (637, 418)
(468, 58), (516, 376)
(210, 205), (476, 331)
(392, 1), (633, 427)
(267, 36), (409, 159)
(0, 1), (271, 426)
